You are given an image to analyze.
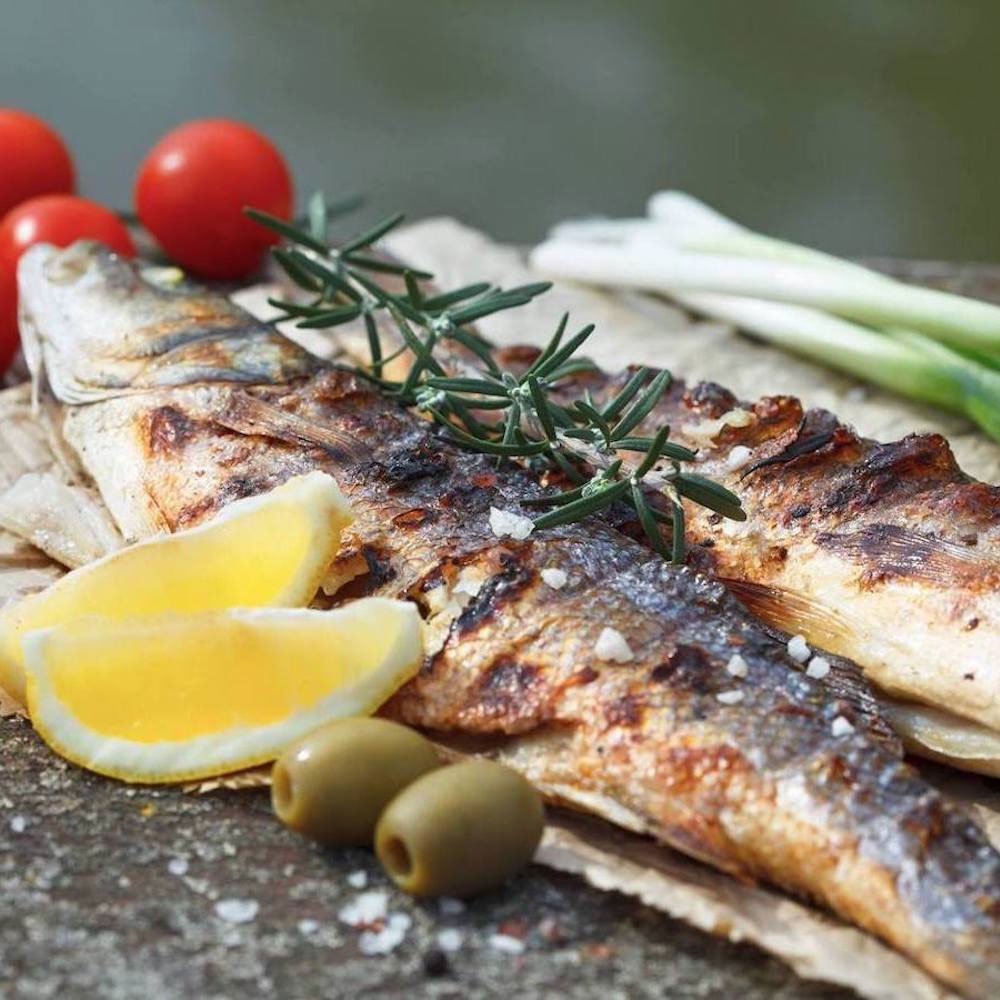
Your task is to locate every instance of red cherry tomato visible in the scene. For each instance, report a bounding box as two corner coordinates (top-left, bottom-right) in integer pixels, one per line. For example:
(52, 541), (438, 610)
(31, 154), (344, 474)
(0, 109), (75, 221)
(0, 195), (135, 372)
(135, 119), (293, 280)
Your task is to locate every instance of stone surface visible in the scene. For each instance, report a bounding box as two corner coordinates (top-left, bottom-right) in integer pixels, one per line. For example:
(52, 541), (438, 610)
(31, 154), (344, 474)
(0, 718), (852, 1000)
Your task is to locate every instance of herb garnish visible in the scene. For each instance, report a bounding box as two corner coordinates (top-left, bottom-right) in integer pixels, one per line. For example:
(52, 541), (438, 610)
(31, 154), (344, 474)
(247, 194), (745, 562)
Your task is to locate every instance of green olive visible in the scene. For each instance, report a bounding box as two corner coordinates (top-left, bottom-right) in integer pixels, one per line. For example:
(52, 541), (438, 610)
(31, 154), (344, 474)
(271, 718), (440, 846)
(374, 760), (544, 897)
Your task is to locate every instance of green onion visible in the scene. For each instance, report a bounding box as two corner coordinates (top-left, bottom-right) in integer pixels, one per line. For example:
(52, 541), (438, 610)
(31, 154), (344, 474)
(530, 240), (1000, 356)
(532, 191), (1000, 441)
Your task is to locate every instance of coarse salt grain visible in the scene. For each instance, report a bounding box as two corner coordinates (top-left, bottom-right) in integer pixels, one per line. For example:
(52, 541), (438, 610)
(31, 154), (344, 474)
(9, 815), (26, 834)
(786, 634), (810, 663)
(723, 445), (753, 473)
(595, 627), (633, 663)
(831, 716), (855, 737)
(453, 569), (484, 598)
(540, 567), (568, 590)
(359, 923), (407, 955)
(716, 690), (744, 705)
(806, 656), (831, 680)
(338, 890), (389, 927)
(437, 928), (464, 952)
(489, 506), (534, 541)
(725, 654), (748, 678)
(346, 870), (368, 889)
(214, 899), (259, 924)
(167, 857), (189, 877)
(298, 918), (320, 935)
(489, 933), (526, 955)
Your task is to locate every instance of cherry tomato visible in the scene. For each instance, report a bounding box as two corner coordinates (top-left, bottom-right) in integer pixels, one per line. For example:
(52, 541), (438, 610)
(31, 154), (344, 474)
(0, 195), (135, 372)
(0, 109), (75, 221)
(135, 119), (293, 280)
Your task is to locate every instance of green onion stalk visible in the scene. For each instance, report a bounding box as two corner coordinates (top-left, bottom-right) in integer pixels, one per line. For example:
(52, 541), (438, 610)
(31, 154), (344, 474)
(532, 192), (1000, 442)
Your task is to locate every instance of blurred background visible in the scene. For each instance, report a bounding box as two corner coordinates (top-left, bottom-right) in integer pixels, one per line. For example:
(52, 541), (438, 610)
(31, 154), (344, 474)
(3, 0), (997, 259)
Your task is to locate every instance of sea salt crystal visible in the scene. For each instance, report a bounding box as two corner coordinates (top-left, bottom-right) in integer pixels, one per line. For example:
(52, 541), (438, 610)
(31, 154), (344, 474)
(346, 870), (368, 889)
(806, 656), (831, 680)
(595, 627), (634, 663)
(298, 919), (320, 935)
(214, 899), (259, 924)
(489, 506), (535, 541)
(831, 716), (855, 737)
(167, 857), (189, 877)
(723, 445), (753, 473)
(338, 891), (388, 927)
(438, 897), (466, 916)
(359, 924), (407, 955)
(453, 569), (484, 598)
(716, 689), (744, 705)
(540, 568), (568, 590)
(437, 928), (464, 952)
(725, 654), (748, 679)
(388, 912), (412, 931)
(489, 933), (526, 955)
(787, 634), (810, 663)
(9, 815), (26, 834)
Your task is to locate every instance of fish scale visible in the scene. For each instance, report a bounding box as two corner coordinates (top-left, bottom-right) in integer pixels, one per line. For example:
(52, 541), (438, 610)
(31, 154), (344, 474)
(17, 241), (1000, 998)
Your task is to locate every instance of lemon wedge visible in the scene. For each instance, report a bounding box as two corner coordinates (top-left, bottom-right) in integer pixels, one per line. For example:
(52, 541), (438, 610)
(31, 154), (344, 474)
(24, 599), (423, 783)
(0, 471), (353, 705)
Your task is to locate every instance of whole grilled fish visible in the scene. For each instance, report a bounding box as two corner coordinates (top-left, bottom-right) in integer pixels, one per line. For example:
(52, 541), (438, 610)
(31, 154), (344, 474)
(17, 242), (1000, 997)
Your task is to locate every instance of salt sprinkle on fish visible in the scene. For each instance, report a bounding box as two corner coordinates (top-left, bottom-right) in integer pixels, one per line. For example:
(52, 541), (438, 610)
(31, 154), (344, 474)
(9, 815), (26, 834)
(726, 654), (748, 678)
(787, 634), (810, 663)
(724, 445), (753, 473)
(167, 857), (189, 877)
(806, 656), (831, 680)
(595, 627), (634, 662)
(831, 716), (855, 737)
(359, 924), (407, 955)
(716, 690), (744, 705)
(346, 870), (368, 889)
(489, 506), (534, 540)
(540, 567), (568, 590)
(298, 918), (320, 935)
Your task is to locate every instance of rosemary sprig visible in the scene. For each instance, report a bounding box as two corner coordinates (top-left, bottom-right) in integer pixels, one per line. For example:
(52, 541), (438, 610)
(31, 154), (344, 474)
(248, 194), (746, 561)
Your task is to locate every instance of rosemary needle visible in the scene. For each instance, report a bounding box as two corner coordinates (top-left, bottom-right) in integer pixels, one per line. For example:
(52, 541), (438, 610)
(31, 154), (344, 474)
(248, 194), (745, 562)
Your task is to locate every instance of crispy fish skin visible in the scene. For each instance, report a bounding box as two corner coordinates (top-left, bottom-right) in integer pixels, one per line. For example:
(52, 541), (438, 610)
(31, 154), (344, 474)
(537, 359), (1000, 735)
(20, 244), (1000, 997)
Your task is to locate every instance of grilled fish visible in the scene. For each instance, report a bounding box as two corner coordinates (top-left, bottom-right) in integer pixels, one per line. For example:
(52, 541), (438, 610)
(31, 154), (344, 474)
(17, 242), (1000, 997)
(547, 364), (1000, 752)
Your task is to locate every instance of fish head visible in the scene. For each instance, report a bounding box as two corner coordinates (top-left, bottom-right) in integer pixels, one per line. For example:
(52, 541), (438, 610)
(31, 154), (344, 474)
(18, 240), (324, 404)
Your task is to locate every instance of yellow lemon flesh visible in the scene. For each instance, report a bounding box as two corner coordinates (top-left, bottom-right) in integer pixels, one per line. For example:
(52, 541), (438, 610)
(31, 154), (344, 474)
(24, 599), (423, 783)
(0, 472), (353, 705)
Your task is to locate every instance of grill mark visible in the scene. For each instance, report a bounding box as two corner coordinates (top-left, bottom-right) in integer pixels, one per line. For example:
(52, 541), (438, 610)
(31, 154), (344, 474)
(147, 405), (196, 456)
(454, 556), (534, 635)
(817, 523), (1000, 590)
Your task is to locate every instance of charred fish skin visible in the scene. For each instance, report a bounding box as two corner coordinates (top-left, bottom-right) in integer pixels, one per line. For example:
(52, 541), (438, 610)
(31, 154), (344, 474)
(535, 356), (1000, 736)
(20, 243), (1000, 997)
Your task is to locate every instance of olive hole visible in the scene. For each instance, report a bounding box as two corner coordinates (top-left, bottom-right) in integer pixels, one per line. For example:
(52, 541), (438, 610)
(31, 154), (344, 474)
(272, 762), (295, 816)
(381, 835), (413, 877)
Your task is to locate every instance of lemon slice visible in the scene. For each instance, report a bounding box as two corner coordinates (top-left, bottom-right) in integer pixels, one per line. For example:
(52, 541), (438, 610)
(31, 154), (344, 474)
(0, 472), (353, 704)
(24, 599), (423, 783)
